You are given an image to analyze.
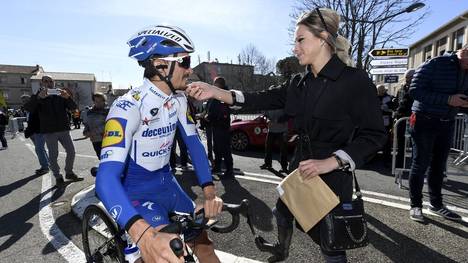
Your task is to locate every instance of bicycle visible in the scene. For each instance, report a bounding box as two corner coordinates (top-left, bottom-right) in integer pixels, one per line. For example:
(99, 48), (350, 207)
(81, 199), (255, 263)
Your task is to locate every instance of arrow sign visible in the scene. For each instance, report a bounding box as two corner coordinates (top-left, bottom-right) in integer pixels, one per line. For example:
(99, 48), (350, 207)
(370, 58), (408, 67)
(369, 48), (409, 58)
(369, 67), (407, 75)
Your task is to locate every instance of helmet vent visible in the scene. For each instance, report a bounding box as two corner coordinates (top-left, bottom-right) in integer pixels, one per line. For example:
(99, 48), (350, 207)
(161, 39), (179, 47)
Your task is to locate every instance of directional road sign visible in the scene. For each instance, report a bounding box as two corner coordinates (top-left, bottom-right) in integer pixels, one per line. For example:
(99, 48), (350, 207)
(369, 48), (409, 58)
(370, 58), (408, 67)
(384, 75), (399, 83)
(369, 67), (407, 75)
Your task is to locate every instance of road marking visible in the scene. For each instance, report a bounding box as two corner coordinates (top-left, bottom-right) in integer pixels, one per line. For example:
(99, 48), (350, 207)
(59, 152), (96, 159)
(24, 142), (86, 262)
(361, 190), (468, 215)
(235, 171), (468, 222)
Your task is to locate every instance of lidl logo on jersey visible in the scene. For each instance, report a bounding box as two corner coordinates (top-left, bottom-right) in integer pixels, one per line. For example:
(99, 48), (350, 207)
(141, 122), (176, 138)
(102, 118), (127, 148)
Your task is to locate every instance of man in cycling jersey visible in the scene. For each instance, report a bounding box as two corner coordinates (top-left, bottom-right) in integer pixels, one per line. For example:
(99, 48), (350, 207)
(95, 25), (223, 263)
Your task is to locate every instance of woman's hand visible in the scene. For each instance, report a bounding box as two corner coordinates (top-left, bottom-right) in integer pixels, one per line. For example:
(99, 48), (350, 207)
(298, 157), (339, 181)
(186, 82), (217, 101)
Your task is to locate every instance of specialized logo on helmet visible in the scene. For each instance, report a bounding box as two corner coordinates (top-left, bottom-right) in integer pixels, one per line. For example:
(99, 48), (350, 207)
(138, 29), (182, 42)
(102, 118), (126, 148)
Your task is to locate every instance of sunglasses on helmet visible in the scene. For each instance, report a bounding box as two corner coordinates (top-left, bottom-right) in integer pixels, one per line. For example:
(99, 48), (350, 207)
(158, 55), (191, 69)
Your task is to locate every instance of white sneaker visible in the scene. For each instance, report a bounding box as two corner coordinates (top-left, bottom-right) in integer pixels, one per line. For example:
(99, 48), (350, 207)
(410, 207), (424, 222)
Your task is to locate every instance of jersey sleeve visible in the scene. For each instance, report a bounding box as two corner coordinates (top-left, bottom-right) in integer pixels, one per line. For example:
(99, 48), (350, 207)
(95, 97), (142, 231)
(176, 95), (213, 188)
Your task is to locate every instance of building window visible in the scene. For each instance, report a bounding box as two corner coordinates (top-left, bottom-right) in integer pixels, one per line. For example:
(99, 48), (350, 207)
(1, 90), (9, 99)
(436, 37), (447, 56)
(21, 77), (26, 84)
(424, 45), (432, 61)
(452, 27), (465, 51)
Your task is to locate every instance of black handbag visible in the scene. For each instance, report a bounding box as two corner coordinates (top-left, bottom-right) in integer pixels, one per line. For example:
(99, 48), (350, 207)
(320, 172), (369, 251)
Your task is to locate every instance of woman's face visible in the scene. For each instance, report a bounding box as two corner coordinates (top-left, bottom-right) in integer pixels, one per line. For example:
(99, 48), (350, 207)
(293, 24), (323, 66)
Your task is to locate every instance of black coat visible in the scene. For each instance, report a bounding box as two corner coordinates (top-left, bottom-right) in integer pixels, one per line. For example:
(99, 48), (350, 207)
(24, 94), (77, 134)
(238, 55), (386, 201)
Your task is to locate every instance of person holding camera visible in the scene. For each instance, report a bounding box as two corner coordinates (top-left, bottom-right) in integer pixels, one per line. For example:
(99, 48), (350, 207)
(407, 44), (468, 222)
(24, 75), (82, 187)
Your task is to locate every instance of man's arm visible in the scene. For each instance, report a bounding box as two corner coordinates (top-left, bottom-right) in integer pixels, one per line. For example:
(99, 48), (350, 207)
(409, 60), (451, 106)
(95, 98), (141, 231)
(175, 95), (222, 218)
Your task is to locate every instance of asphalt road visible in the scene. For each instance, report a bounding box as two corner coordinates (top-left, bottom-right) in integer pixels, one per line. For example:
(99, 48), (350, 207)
(0, 128), (467, 262)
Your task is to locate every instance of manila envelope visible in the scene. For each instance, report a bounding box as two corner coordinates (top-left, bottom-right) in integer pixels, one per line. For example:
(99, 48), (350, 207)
(276, 169), (340, 232)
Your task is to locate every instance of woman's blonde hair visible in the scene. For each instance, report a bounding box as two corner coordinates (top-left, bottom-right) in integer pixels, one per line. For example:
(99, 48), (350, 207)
(296, 8), (354, 67)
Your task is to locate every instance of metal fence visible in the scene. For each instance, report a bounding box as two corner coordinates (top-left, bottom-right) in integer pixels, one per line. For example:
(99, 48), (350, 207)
(392, 113), (468, 188)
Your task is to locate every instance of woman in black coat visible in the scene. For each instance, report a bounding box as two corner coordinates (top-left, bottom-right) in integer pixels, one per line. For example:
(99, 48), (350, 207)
(187, 8), (386, 263)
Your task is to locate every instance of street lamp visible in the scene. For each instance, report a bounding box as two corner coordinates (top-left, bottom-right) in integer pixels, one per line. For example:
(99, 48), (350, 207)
(342, 2), (426, 24)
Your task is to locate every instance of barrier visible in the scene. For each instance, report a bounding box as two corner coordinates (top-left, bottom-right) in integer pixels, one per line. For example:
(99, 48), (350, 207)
(391, 113), (468, 189)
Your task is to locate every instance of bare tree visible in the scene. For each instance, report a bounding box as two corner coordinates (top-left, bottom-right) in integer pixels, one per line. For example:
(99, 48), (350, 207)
(239, 44), (277, 74)
(290, 0), (429, 70)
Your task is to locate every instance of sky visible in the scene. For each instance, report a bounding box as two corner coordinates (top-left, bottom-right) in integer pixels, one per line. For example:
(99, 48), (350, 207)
(0, 0), (467, 88)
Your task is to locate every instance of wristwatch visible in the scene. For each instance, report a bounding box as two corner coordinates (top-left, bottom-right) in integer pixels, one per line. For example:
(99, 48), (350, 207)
(332, 154), (350, 171)
(230, 90), (237, 104)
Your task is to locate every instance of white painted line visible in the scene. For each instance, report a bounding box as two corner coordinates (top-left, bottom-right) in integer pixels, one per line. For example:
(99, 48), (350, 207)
(24, 142), (86, 262)
(362, 190), (468, 215)
(242, 171), (285, 181)
(363, 196), (468, 224)
(59, 152), (96, 159)
(236, 171), (468, 218)
(235, 175), (281, 185)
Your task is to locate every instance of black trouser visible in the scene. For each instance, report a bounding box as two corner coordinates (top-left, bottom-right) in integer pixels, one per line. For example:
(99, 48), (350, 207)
(206, 125), (213, 160)
(274, 198), (346, 258)
(0, 126), (7, 147)
(92, 141), (102, 159)
(409, 113), (454, 208)
(213, 126), (233, 172)
(264, 131), (288, 169)
(170, 129), (188, 167)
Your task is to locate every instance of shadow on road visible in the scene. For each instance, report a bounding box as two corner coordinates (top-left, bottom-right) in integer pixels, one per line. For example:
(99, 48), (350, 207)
(366, 214), (458, 263)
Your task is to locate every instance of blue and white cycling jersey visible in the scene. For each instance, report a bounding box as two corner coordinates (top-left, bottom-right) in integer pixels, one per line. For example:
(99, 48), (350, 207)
(95, 78), (213, 231)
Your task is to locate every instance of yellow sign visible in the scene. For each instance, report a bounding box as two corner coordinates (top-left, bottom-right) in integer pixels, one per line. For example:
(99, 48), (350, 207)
(102, 118), (125, 148)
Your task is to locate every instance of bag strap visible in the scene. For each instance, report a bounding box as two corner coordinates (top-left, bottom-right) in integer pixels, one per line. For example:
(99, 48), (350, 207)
(353, 171), (362, 199)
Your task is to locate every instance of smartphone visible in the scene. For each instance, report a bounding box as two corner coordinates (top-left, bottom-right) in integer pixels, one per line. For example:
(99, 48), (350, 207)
(47, 88), (61, 95)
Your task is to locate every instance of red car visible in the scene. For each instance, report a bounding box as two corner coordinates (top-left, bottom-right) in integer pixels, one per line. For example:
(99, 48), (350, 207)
(230, 115), (295, 151)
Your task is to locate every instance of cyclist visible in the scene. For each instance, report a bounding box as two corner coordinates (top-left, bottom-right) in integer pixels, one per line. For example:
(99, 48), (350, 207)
(95, 25), (223, 263)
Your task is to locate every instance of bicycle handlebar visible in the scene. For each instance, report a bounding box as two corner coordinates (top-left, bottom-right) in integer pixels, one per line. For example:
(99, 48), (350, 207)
(160, 199), (251, 258)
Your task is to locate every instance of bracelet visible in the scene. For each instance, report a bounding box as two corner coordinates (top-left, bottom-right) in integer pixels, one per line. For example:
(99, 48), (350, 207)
(136, 225), (153, 246)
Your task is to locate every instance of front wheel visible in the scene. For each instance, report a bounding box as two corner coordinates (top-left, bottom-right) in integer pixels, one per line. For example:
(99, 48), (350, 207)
(231, 131), (249, 151)
(82, 205), (126, 263)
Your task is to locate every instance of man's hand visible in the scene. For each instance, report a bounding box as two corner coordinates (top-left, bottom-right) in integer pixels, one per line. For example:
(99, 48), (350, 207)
(60, 89), (71, 99)
(129, 220), (184, 263)
(202, 185), (223, 218)
(298, 157), (339, 181)
(448, 94), (468, 107)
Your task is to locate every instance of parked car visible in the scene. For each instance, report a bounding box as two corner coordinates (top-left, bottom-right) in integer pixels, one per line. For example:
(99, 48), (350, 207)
(230, 115), (295, 151)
